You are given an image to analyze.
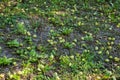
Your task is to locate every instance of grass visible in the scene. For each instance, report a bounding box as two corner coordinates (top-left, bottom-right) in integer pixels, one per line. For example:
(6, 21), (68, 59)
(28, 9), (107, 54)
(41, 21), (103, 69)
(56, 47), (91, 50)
(0, 0), (120, 80)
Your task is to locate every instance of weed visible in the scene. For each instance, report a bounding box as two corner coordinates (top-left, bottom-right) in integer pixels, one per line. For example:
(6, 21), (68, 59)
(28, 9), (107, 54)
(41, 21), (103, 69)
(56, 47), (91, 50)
(81, 33), (94, 41)
(0, 56), (13, 65)
(14, 22), (27, 35)
(60, 27), (73, 35)
(7, 39), (20, 48)
(64, 42), (75, 49)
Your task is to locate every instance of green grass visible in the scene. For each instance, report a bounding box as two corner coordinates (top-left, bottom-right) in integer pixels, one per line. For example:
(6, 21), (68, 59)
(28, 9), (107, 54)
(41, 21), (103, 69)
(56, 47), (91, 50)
(0, 0), (120, 80)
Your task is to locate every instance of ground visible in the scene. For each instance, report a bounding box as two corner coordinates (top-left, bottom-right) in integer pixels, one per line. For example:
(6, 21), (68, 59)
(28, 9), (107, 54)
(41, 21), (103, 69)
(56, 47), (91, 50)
(0, 0), (120, 80)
